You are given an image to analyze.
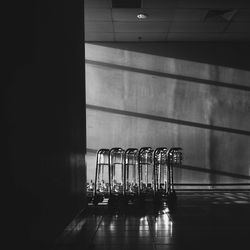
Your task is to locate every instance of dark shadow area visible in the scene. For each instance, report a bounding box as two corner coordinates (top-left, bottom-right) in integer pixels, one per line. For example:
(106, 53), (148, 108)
(54, 191), (250, 250)
(89, 42), (250, 71)
(5, 0), (86, 249)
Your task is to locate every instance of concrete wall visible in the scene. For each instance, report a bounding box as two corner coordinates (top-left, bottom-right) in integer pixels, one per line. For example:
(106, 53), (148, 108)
(5, 1), (86, 249)
(85, 42), (250, 188)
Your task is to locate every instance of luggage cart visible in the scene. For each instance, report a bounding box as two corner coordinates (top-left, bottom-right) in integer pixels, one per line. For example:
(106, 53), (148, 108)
(124, 148), (139, 204)
(92, 149), (110, 206)
(166, 147), (183, 208)
(108, 147), (126, 207)
(138, 147), (154, 202)
(153, 147), (168, 203)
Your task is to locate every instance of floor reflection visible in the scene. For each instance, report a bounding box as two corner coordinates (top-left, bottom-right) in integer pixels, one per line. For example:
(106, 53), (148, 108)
(55, 191), (250, 250)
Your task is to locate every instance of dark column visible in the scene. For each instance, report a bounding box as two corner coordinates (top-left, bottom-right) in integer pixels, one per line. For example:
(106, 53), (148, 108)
(5, 0), (86, 249)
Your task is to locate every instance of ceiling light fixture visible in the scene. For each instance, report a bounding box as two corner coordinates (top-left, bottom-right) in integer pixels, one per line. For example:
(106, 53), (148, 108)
(137, 13), (148, 19)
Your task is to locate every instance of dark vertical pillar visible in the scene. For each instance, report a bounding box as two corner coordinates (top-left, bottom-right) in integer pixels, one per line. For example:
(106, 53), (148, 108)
(5, 0), (86, 249)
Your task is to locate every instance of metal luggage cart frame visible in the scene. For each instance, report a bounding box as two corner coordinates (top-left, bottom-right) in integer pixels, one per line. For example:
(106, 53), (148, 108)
(108, 147), (126, 206)
(138, 147), (154, 201)
(124, 148), (139, 203)
(166, 147), (183, 206)
(153, 147), (168, 203)
(92, 148), (110, 206)
(90, 146), (183, 209)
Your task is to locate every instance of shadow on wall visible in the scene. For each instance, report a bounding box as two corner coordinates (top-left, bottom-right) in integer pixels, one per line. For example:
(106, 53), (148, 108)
(91, 42), (250, 71)
(85, 43), (250, 186)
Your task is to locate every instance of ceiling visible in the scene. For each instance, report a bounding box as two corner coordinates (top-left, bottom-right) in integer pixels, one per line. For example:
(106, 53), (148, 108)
(84, 0), (250, 42)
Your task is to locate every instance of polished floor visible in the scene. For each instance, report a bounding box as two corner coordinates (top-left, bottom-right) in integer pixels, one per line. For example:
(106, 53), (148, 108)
(55, 191), (250, 250)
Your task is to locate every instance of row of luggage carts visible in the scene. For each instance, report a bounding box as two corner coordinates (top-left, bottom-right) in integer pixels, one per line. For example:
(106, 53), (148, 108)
(87, 147), (183, 209)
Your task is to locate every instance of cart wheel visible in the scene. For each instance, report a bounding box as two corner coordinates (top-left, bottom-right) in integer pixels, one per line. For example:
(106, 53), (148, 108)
(108, 196), (115, 207)
(120, 197), (128, 208)
(172, 190), (177, 202)
(135, 195), (145, 208)
(99, 195), (104, 203)
(154, 192), (162, 204)
(93, 197), (99, 206)
(167, 192), (177, 212)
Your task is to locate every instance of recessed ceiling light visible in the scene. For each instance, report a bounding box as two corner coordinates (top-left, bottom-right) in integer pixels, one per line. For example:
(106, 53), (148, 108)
(137, 13), (148, 19)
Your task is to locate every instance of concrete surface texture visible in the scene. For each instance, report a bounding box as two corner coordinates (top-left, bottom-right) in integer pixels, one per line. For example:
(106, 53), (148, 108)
(85, 43), (250, 187)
